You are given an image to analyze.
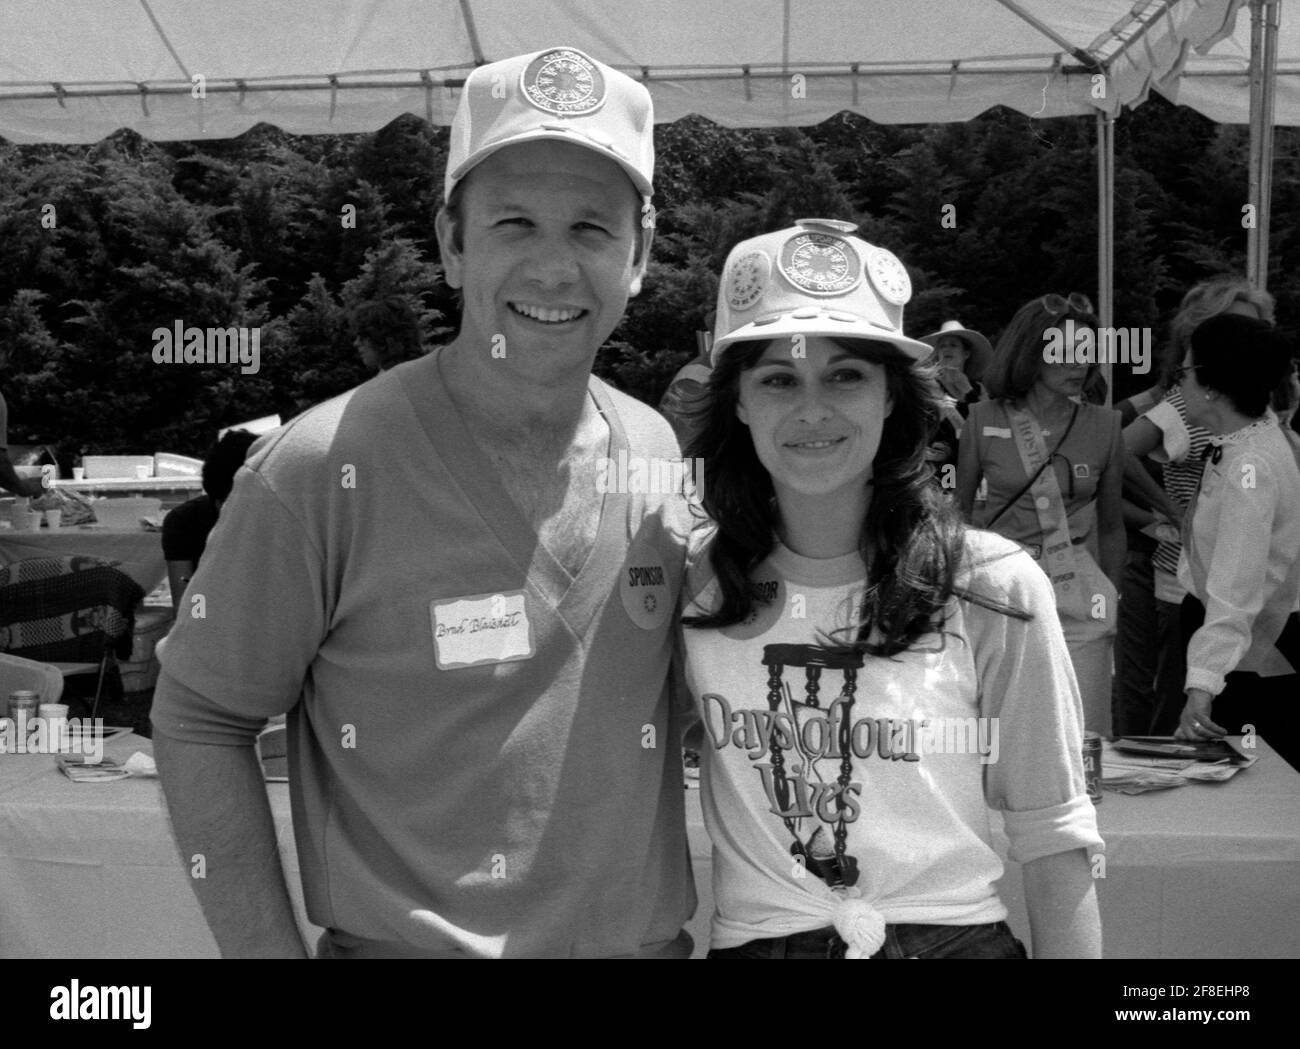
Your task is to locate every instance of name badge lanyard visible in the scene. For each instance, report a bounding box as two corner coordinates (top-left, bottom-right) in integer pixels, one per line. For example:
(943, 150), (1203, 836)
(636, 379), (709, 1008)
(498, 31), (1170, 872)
(1006, 403), (1085, 603)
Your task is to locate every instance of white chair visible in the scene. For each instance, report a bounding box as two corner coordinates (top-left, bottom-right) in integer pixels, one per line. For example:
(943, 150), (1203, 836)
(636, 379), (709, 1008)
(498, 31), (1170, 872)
(0, 652), (64, 704)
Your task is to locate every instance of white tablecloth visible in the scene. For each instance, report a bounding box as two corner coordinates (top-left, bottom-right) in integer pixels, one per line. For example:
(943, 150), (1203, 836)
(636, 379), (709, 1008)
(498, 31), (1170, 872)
(0, 735), (319, 958)
(1, 735), (1296, 958)
(683, 739), (1300, 958)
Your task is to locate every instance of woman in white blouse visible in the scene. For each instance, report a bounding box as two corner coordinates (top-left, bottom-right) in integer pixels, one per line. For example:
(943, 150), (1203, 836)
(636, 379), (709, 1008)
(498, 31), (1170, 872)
(1119, 278), (1274, 737)
(1174, 313), (1300, 770)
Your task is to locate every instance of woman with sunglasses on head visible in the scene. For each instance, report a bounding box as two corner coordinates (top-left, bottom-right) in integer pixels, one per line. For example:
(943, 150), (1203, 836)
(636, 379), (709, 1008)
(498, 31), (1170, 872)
(1172, 313), (1300, 771)
(955, 295), (1125, 736)
(679, 220), (1102, 960)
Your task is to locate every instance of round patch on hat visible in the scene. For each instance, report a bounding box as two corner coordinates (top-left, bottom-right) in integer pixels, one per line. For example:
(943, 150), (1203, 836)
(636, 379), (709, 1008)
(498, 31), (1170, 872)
(726, 250), (771, 311)
(521, 49), (606, 116)
(778, 232), (862, 297)
(865, 246), (912, 305)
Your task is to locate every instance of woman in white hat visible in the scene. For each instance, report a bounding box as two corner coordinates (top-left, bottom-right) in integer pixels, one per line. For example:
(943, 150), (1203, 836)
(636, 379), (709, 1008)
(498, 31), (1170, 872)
(922, 320), (992, 407)
(678, 220), (1101, 960)
(919, 320), (992, 478)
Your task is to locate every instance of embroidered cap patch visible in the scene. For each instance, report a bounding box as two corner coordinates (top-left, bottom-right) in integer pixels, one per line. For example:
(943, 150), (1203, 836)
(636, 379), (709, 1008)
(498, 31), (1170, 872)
(778, 232), (862, 296)
(864, 246), (912, 305)
(521, 49), (606, 116)
(726, 250), (771, 311)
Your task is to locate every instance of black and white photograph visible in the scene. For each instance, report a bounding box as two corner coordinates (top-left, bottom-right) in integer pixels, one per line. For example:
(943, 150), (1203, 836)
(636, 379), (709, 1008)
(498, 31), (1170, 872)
(0, 0), (1295, 1024)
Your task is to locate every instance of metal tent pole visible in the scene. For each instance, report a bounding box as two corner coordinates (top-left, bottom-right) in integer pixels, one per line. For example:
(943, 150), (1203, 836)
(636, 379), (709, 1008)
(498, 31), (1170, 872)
(1247, 0), (1280, 291)
(1097, 109), (1115, 404)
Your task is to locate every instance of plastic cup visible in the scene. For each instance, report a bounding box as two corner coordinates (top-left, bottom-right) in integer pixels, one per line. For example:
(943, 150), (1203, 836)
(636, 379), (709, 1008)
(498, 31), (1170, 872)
(45, 509), (62, 529)
(39, 703), (70, 752)
(72, 467), (85, 481)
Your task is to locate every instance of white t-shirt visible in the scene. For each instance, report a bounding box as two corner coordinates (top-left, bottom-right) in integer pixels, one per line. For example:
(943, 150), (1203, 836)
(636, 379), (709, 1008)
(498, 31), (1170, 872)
(680, 527), (1102, 949)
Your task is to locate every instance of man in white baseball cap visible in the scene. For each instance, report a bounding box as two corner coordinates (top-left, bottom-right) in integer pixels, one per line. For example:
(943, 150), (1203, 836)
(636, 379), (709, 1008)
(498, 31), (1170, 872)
(155, 46), (696, 959)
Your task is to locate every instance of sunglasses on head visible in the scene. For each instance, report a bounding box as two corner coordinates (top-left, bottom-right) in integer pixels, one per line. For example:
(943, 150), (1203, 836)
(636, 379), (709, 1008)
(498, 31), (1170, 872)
(1040, 293), (1094, 317)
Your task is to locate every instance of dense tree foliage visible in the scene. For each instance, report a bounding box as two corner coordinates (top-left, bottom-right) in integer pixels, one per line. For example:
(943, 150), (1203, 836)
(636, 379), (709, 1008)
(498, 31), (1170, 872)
(1, 96), (1295, 463)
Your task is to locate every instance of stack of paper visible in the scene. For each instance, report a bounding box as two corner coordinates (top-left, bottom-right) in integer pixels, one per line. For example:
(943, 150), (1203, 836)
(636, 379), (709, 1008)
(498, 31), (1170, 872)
(1102, 739), (1256, 794)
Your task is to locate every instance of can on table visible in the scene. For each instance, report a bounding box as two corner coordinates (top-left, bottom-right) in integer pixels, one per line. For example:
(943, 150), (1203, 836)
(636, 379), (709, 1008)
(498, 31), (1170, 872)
(7, 690), (40, 721)
(1082, 731), (1103, 803)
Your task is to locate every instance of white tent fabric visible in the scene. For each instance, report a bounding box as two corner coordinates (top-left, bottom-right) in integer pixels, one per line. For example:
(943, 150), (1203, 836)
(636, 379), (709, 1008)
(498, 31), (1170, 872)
(0, 0), (1242, 144)
(1165, 0), (1297, 124)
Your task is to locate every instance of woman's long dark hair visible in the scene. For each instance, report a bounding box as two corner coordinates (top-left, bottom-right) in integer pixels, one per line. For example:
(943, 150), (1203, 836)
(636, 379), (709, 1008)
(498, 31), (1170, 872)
(682, 337), (1030, 656)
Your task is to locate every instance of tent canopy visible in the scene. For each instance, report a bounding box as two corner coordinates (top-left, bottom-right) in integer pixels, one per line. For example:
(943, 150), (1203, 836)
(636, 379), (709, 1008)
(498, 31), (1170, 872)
(0, 0), (1244, 143)
(1167, 0), (1294, 123)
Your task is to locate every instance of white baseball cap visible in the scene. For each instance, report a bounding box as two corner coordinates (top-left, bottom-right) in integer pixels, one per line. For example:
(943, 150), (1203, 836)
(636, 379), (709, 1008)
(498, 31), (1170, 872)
(445, 46), (654, 204)
(711, 219), (930, 364)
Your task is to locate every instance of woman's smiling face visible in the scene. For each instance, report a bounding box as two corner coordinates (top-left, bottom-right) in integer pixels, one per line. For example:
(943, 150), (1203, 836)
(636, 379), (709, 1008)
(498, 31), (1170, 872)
(736, 335), (894, 501)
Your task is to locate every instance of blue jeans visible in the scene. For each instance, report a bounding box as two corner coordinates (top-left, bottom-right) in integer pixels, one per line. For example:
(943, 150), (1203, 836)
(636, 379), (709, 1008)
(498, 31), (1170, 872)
(707, 921), (1027, 959)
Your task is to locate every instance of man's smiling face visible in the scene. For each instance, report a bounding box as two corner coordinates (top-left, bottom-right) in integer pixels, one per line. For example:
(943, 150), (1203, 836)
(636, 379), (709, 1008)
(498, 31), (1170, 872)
(437, 139), (647, 369)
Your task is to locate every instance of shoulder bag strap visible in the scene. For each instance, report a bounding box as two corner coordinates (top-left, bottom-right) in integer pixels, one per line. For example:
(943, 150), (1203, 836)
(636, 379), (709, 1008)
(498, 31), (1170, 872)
(984, 402), (1079, 529)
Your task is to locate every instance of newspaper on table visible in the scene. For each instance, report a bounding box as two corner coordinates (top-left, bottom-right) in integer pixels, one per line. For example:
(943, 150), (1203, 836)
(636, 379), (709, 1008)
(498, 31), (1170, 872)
(56, 751), (157, 783)
(1102, 737), (1257, 795)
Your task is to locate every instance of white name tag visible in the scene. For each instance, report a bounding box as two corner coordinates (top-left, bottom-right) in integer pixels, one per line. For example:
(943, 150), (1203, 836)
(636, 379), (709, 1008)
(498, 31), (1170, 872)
(983, 426), (1012, 438)
(431, 590), (535, 670)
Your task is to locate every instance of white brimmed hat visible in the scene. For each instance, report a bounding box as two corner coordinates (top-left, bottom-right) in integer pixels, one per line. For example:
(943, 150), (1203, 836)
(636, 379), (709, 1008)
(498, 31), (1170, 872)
(711, 219), (931, 364)
(920, 320), (994, 379)
(445, 46), (654, 203)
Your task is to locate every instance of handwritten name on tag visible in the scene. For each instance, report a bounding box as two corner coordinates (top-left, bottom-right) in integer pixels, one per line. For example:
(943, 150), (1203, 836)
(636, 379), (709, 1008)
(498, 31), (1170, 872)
(431, 590), (535, 670)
